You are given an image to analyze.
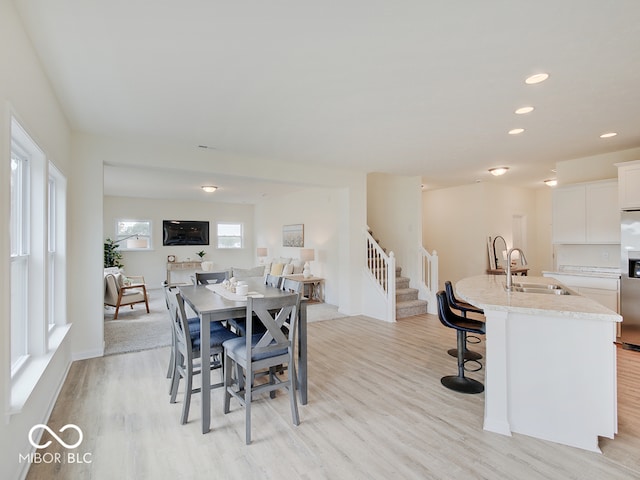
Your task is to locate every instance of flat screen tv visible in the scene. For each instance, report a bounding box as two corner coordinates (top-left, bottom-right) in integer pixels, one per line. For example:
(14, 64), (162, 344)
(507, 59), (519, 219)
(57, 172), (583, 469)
(163, 220), (209, 246)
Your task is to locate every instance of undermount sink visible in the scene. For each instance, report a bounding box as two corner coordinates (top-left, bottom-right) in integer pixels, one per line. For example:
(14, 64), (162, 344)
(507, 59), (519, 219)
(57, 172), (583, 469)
(513, 282), (561, 290)
(505, 282), (571, 295)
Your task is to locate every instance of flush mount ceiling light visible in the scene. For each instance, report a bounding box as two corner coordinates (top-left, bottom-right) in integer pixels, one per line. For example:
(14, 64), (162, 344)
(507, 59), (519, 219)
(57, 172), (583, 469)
(508, 128), (525, 135)
(544, 179), (558, 187)
(489, 167), (509, 176)
(201, 185), (218, 193)
(515, 106), (534, 114)
(525, 73), (549, 85)
(600, 132), (618, 138)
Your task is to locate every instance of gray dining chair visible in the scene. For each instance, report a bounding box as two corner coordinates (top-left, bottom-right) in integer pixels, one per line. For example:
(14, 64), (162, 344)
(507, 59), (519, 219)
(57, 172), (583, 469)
(167, 289), (238, 424)
(195, 271), (228, 285)
(265, 273), (282, 289)
(222, 293), (301, 444)
(228, 276), (284, 336)
(281, 278), (302, 294)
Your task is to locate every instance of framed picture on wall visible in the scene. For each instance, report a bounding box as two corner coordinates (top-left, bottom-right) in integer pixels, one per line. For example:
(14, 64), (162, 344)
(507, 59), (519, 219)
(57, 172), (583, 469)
(283, 224), (304, 247)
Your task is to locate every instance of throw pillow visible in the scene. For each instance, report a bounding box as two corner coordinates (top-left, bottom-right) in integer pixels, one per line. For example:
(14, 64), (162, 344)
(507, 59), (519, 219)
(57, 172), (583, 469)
(282, 263), (294, 275)
(292, 260), (304, 274)
(114, 273), (126, 287)
(270, 263), (285, 276)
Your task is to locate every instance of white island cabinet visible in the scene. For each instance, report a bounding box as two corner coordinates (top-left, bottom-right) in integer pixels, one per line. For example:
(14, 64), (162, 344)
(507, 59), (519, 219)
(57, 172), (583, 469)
(456, 275), (621, 452)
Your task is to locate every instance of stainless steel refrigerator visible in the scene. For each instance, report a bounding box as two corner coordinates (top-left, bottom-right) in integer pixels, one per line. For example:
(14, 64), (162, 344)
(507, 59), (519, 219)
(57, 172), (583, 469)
(621, 210), (640, 349)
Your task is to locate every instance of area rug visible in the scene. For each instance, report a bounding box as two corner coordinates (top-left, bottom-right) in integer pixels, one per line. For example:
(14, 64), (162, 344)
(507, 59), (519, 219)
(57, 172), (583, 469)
(104, 291), (172, 356)
(104, 290), (347, 356)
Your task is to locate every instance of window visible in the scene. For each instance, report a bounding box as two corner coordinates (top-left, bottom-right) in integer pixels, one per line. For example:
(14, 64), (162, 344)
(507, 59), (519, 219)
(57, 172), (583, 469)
(217, 223), (243, 249)
(9, 117), (67, 379)
(48, 175), (55, 330)
(47, 164), (66, 331)
(10, 146), (29, 371)
(115, 219), (152, 250)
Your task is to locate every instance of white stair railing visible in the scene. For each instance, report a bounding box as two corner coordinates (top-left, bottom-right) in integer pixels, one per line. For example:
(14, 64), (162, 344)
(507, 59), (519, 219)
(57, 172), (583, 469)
(420, 246), (438, 314)
(365, 229), (396, 322)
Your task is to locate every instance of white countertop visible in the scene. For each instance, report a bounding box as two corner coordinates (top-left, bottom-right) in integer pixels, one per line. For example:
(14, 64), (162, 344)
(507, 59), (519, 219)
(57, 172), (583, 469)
(543, 265), (621, 279)
(456, 275), (621, 322)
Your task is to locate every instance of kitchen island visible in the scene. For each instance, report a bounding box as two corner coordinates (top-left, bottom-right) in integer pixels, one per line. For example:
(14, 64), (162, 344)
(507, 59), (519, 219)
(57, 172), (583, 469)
(456, 274), (622, 452)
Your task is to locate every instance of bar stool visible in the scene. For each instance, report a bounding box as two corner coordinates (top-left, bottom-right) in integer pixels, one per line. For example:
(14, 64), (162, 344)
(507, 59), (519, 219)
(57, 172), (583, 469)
(436, 291), (486, 394)
(444, 281), (484, 361)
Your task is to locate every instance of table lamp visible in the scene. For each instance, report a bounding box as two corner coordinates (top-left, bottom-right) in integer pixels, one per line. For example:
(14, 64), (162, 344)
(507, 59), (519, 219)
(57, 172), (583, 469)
(300, 248), (315, 278)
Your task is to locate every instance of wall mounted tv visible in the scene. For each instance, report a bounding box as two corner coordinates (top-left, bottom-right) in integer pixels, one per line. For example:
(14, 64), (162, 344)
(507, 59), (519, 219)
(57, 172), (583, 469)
(163, 220), (210, 246)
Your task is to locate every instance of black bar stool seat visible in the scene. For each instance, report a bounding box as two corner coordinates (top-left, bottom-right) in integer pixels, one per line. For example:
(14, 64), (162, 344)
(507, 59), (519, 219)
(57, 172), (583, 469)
(436, 291), (486, 394)
(444, 281), (484, 361)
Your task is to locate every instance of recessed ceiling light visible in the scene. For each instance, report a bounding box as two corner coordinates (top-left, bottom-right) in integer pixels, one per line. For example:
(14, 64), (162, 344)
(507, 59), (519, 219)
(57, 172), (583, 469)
(489, 167), (509, 176)
(515, 106), (534, 114)
(600, 132), (617, 138)
(544, 179), (558, 187)
(201, 185), (218, 193)
(525, 73), (549, 85)
(509, 128), (525, 135)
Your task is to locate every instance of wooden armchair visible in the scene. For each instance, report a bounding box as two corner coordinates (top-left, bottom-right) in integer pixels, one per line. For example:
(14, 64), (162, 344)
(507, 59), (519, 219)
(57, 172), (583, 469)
(104, 273), (149, 319)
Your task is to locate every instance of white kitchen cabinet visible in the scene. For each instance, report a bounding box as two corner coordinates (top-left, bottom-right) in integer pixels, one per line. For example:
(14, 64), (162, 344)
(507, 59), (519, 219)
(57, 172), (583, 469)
(616, 160), (640, 209)
(586, 181), (620, 243)
(553, 185), (586, 243)
(552, 180), (619, 244)
(543, 272), (619, 312)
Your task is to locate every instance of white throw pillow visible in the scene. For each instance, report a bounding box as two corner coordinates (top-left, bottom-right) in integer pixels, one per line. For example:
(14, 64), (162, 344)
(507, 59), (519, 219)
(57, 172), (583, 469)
(282, 263), (294, 275)
(292, 260), (304, 274)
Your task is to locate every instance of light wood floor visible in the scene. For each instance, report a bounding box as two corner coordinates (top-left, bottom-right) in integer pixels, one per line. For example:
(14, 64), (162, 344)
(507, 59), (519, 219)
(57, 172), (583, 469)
(27, 314), (640, 479)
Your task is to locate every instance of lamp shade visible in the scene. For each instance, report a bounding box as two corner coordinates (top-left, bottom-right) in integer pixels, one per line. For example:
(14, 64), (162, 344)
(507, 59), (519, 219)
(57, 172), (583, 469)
(257, 247), (268, 257)
(126, 238), (148, 249)
(300, 248), (315, 262)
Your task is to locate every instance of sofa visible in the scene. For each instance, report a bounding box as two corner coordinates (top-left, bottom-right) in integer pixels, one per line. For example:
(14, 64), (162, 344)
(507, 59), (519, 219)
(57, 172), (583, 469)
(198, 257), (305, 282)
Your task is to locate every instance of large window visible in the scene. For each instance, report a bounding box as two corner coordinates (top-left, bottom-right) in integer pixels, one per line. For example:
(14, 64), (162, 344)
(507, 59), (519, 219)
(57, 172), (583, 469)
(9, 117), (67, 376)
(10, 145), (29, 371)
(48, 164), (66, 331)
(115, 219), (152, 250)
(217, 223), (243, 249)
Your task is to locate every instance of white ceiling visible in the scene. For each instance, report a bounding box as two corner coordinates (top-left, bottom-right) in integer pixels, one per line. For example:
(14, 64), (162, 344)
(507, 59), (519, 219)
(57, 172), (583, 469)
(14, 0), (640, 200)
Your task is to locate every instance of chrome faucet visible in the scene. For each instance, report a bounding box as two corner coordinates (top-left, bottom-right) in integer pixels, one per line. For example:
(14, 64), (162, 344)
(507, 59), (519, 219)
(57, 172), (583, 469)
(505, 247), (528, 291)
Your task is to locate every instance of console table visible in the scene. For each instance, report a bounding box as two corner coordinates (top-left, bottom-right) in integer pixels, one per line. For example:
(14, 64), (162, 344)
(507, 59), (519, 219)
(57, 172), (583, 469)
(284, 275), (324, 303)
(166, 261), (203, 283)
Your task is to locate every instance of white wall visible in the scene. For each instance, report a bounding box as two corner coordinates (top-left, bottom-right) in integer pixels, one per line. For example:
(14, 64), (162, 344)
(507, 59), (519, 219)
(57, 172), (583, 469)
(367, 173), (423, 286)
(0, 1), (73, 478)
(254, 187), (348, 309)
(422, 182), (542, 289)
(104, 196), (256, 287)
(556, 147), (640, 185)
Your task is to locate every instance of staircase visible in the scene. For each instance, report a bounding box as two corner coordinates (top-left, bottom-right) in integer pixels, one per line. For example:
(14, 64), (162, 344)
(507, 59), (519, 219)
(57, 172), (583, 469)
(395, 265), (428, 319)
(365, 227), (435, 322)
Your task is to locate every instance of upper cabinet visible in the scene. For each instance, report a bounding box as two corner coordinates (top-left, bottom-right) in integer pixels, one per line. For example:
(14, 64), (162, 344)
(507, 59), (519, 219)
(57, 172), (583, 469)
(552, 180), (619, 244)
(616, 160), (640, 209)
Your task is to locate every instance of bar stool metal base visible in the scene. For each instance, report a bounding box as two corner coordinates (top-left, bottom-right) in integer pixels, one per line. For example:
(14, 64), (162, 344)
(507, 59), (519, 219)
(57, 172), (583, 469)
(447, 348), (482, 361)
(441, 375), (484, 394)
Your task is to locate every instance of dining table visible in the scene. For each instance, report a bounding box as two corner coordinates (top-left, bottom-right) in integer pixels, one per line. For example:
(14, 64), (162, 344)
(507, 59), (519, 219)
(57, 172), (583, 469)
(179, 278), (308, 434)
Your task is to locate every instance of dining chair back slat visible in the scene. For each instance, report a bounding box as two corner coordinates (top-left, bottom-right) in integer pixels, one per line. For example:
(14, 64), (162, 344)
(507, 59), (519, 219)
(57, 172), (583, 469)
(195, 271), (228, 285)
(223, 293), (301, 444)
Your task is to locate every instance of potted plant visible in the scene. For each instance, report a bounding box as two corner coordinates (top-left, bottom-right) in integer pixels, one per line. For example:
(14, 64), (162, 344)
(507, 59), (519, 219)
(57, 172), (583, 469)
(196, 250), (206, 260)
(104, 238), (124, 269)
